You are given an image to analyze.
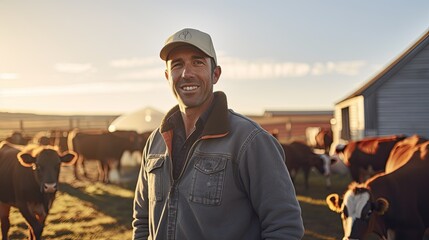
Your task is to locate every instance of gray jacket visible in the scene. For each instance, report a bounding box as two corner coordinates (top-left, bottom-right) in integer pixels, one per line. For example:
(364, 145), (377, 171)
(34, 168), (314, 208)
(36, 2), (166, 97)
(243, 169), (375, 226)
(132, 92), (304, 240)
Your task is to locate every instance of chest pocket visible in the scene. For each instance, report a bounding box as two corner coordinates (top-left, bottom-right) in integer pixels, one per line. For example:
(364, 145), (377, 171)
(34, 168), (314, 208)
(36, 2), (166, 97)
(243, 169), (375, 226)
(189, 155), (228, 205)
(145, 155), (165, 201)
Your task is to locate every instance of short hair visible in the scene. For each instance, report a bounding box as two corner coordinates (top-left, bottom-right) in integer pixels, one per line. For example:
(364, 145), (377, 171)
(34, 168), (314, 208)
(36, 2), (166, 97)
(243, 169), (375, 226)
(210, 58), (217, 74)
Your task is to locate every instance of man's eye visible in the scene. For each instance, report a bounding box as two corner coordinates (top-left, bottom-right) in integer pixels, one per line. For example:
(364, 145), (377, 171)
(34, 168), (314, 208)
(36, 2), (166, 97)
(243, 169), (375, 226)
(171, 63), (182, 69)
(194, 60), (204, 65)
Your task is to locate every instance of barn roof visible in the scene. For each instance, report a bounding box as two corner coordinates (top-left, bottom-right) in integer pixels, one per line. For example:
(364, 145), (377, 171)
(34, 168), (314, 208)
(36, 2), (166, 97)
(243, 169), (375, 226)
(337, 28), (429, 104)
(263, 110), (333, 117)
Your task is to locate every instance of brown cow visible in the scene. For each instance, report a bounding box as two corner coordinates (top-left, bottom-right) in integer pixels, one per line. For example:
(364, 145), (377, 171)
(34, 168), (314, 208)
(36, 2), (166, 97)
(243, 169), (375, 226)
(335, 135), (406, 183)
(0, 141), (76, 240)
(326, 135), (429, 239)
(282, 141), (333, 189)
(5, 131), (31, 145)
(315, 128), (333, 154)
(68, 129), (147, 183)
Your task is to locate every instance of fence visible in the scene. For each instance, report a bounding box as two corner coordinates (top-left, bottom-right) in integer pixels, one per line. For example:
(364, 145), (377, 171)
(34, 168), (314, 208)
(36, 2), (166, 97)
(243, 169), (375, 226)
(0, 113), (118, 140)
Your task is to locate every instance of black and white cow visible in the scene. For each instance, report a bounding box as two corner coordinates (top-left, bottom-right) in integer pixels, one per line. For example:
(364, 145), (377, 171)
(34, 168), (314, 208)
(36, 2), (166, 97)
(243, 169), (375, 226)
(0, 141), (76, 240)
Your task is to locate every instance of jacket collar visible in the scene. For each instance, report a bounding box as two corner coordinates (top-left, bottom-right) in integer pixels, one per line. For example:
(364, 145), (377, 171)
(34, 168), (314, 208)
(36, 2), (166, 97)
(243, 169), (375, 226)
(160, 91), (230, 138)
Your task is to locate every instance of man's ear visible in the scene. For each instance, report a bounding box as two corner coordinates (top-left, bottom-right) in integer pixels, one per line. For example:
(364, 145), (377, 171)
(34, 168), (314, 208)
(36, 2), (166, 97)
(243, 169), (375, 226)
(212, 66), (221, 84)
(165, 69), (169, 81)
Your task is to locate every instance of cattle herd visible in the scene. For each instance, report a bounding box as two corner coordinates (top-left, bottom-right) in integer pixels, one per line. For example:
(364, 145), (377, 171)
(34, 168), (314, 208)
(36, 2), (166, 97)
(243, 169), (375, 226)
(1, 128), (428, 239)
(0, 129), (149, 240)
(327, 134), (429, 239)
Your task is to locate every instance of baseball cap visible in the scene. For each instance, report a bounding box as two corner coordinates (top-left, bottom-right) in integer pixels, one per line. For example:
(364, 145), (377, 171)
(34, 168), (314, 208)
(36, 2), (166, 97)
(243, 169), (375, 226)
(160, 28), (217, 65)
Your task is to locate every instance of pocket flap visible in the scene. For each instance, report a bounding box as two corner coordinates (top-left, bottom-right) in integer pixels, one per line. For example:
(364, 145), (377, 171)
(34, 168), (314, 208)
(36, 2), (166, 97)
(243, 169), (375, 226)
(194, 156), (227, 174)
(146, 155), (165, 172)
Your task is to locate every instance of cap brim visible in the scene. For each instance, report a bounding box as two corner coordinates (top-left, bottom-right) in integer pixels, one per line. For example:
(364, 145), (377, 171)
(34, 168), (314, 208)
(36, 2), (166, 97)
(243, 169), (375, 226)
(160, 41), (195, 61)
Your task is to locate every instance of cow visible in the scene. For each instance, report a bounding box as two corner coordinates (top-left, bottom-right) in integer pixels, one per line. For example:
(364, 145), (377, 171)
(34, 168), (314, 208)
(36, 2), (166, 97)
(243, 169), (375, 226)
(315, 128), (333, 154)
(67, 129), (147, 183)
(5, 131), (31, 145)
(335, 135), (407, 183)
(282, 141), (335, 189)
(326, 135), (429, 240)
(0, 141), (76, 240)
(31, 130), (70, 152)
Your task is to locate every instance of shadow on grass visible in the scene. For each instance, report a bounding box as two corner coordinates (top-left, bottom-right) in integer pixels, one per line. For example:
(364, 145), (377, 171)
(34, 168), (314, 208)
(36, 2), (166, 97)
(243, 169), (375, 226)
(58, 180), (135, 228)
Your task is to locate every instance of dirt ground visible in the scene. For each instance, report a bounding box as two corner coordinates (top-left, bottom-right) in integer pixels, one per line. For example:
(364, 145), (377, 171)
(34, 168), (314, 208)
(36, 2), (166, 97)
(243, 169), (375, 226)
(7, 161), (353, 239)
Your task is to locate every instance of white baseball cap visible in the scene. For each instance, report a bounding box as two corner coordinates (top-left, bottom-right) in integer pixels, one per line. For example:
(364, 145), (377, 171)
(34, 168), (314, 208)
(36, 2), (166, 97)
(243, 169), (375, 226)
(160, 28), (217, 65)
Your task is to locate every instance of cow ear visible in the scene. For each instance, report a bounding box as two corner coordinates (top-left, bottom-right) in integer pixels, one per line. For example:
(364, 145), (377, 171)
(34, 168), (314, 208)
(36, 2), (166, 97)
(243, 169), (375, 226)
(326, 193), (342, 213)
(373, 197), (389, 215)
(60, 151), (77, 166)
(17, 152), (36, 168)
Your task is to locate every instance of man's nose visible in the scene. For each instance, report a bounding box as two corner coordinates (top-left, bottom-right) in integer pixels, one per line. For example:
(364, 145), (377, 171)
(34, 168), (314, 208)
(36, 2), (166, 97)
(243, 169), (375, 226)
(181, 64), (194, 78)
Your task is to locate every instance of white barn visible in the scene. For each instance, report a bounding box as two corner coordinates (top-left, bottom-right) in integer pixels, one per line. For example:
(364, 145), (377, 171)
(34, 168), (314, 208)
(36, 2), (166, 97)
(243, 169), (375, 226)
(333, 28), (429, 145)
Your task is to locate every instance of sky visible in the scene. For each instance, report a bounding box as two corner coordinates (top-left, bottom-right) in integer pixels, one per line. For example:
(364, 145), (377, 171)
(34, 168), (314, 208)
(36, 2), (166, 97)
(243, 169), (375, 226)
(1, 1), (429, 116)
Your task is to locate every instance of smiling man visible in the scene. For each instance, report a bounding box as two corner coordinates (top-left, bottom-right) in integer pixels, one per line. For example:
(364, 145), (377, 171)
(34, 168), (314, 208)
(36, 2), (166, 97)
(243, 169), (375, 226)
(132, 28), (304, 240)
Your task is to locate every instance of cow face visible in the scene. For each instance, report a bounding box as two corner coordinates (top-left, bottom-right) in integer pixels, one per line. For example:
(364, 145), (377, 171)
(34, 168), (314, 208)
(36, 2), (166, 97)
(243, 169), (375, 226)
(326, 187), (389, 240)
(310, 154), (327, 175)
(319, 154), (337, 176)
(18, 148), (76, 193)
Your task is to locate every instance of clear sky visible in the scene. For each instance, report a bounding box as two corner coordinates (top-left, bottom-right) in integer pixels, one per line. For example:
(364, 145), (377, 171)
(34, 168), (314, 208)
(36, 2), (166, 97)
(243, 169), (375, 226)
(1, 1), (429, 116)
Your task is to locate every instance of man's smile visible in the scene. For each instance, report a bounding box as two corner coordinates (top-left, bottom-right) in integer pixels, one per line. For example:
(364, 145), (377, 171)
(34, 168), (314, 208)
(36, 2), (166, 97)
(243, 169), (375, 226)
(181, 85), (199, 92)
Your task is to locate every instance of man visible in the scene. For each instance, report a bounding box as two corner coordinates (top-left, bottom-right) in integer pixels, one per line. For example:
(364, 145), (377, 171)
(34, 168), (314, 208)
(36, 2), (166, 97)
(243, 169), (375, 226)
(132, 28), (304, 240)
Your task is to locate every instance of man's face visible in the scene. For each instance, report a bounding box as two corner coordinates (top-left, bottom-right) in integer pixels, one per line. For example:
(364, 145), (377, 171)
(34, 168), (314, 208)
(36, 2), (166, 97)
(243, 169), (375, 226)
(165, 45), (220, 111)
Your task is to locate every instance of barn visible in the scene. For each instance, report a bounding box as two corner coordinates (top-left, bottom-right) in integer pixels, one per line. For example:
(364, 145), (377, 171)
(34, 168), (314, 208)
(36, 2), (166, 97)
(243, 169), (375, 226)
(333, 28), (429, 145)
(250, 110), (333, 144)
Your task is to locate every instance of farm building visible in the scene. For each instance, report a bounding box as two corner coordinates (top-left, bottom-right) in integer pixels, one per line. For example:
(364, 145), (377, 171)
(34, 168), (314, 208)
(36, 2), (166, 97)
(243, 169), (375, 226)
(250, 110), (333, 144)
(333, 28), (429, 145)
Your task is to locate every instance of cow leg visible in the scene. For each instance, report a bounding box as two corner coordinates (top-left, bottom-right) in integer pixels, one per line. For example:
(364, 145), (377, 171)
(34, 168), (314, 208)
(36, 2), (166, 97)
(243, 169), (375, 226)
(103, 161), (109, 183)
(73, 156), (84, 180)
(81, 157), (90, 179)
(289, 168), (297, 183)
(107, 158), (121, 184)
(0, 203), (11, 240)
(303, 168), (310, 189)
(95, 160), (106, 182)
(325, 175), (331, 189)
(17, 203), (45, 240)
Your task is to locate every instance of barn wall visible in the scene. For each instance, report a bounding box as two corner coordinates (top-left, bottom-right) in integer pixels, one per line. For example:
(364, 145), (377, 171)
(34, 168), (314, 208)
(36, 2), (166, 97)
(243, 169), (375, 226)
(251, 113), (333, 145)
(333, 96), (365, 148)
(364, 92), (378, 136)
(375, 44), (429, 138)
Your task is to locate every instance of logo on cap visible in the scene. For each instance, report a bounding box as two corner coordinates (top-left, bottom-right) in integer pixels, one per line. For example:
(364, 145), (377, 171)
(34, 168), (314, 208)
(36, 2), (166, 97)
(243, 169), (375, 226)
(178, 30), (192, 40)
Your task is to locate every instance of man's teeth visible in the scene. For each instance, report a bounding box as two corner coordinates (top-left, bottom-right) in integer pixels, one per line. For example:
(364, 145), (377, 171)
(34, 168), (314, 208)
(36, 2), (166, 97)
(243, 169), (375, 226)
(183, 86), (198, 91)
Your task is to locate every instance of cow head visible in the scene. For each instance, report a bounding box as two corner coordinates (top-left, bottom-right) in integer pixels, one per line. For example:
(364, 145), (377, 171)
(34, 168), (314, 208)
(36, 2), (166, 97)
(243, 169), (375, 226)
(318, 154), (337, 188)
(310, 153), (327, 175)
(326, 184), (389, 240)
(18, 148), (77, 193)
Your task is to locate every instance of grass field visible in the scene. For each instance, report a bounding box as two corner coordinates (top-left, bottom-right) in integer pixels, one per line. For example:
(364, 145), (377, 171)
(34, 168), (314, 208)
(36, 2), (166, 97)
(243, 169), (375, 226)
(7, 164), (353, 239)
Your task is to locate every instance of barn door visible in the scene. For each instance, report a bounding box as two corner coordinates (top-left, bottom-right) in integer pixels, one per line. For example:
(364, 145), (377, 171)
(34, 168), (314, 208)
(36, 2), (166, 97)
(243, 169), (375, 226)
(341, 107), (351, 140)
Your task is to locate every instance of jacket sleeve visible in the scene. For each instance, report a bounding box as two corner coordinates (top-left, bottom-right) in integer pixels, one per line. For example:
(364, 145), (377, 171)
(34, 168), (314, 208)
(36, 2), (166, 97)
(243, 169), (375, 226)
(132, 149), (150, 239)
(238, 129), (305, 239)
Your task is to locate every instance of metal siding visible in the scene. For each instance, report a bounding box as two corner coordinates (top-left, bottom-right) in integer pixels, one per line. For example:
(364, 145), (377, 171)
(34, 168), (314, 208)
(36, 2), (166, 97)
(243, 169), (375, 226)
(364, 92), (378, 136)
(376, 44), (429, 138)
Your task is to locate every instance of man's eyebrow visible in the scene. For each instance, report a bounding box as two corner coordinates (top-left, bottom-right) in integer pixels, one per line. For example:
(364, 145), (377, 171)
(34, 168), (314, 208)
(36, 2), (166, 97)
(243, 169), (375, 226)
(192, 55), (206, 60)
(170, 58), (182, 65)
(169, 55), (207, 64)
